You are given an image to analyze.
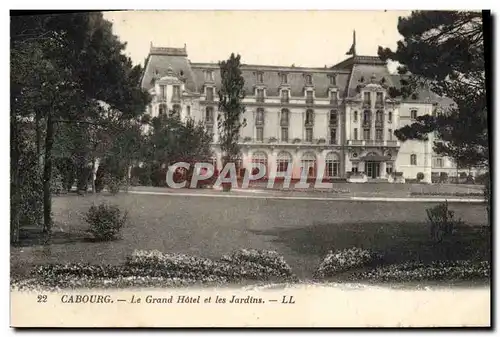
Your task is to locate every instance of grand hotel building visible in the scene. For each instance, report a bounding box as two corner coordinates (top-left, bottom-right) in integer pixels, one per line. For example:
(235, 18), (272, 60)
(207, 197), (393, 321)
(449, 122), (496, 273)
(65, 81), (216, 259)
(140, 44), (464, 184)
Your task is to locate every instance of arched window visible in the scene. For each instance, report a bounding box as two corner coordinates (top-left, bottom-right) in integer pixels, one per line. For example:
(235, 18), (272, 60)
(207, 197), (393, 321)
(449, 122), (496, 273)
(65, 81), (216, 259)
(301, 152), (316, 178)
(251, 151), (268, 177)
(325, 152), (340, 178)
(159, 103), (167, 115)
(305, 109), (314, 125)
(410, 154), (417, 166)
(276, 151), (292, 173)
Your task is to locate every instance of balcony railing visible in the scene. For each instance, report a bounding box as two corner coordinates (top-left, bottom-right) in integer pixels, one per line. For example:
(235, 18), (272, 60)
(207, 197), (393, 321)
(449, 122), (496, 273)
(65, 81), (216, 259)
(362, 120), (371, 127)
(305, 120), (314, 127)
(256, 96), (265, 103)
(386, 140), (400, 147)
(348, 140), (364, 146)
(375, 120), (383, 128)
(329, 119), (338, 126)
(305, 98), (314, 104)
(375, 101), (384, 108)
(362, 101), (371, 108)
(281, 97), (290, 103)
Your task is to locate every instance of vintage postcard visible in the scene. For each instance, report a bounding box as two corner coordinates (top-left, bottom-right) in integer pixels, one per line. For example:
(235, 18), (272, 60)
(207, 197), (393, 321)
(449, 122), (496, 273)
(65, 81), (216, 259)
(10, 9), (491, 328)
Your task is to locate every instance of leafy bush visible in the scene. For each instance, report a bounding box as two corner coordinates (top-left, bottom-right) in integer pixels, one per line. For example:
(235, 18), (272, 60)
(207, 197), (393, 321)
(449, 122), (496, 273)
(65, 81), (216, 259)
(426, 201), (463, 243)
(85, 203), (127, 241)
(459, 172), (467, 179)
(353, 260), (490, 282)
(416, 172), (424, 181)
(314, 248), (381, 278)
(439, 172), (449, 183)
(220, 249), (293, 278)
(106, 176), (123, 195)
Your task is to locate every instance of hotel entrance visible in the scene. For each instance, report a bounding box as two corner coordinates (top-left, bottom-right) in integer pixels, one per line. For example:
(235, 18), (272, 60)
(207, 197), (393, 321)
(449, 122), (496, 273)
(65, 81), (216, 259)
(366, 162), (380, 179)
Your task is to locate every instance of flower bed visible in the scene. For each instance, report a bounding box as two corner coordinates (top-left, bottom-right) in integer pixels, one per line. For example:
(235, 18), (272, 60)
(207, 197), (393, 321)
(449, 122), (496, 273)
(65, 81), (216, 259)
(12, 249), (296, 290)
(314, 248), (381, 278)
(351, 260), (490, 282)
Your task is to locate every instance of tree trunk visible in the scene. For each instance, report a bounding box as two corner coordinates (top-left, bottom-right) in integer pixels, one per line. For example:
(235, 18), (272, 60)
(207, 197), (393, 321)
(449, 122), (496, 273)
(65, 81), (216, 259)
(43, 112), (55, 234)
(91, 157), (96, 193)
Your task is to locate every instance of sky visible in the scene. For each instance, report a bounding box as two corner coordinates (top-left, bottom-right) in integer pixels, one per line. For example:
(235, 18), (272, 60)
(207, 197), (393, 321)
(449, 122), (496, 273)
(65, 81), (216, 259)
(103, 10), (410, 71)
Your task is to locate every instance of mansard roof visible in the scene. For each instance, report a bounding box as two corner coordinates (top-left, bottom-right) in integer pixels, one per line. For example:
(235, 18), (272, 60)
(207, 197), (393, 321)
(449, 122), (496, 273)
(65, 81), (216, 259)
(140, 45), (448, 104)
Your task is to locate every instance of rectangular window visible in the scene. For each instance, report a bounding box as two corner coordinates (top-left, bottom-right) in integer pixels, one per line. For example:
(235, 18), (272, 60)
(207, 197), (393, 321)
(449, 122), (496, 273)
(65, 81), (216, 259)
(173, 85), (181, 101)
(257, 72), (263, 83)
(363, 128), (371, 140)
(186, 106), (191, 117)
(256, 127), (264, 142)
(354, 128), (358, 140)
(376, 92), (383, 103)
(160, 85), (166, 100)
(306, 91), (314, 103)
(256, 88), (265, 102)
(281, 127), (289, 142)
(305, 74), (312, 85)
(206, 87), (214, 101)
(353, 111), (358, 122)
(352, 162), (359, 173)
(256, 109), (264, 124)
(376, 129), (383, 141)
(330, 128), (337, 145)
(388, 129), (392, 140)
(281, 73), (288, 84)
(410, 154), (417, 165)
(326, 162), (339, 178)
(205, 107), (214, 123)
(363, 92), (371, 103)
(305, 128), (313, 142)
(278, 162), (288, 173)
(281, 90), (289, 102)
(206, 70), (214, 82)
(330, 91), (338, 103)
(436, 158), (443, 168)
(329, 75), (336, 86)
(411, 109), (418, 120)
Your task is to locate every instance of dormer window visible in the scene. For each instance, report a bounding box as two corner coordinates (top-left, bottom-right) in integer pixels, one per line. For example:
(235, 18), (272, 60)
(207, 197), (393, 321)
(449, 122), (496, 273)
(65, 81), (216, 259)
(330, 90), (338, 104)
(206, 87), (214, 102)
(363, 92), (371, 104)
(172, 85), (181, 102)
(281, 89), (289, 103)
(329, 74), (336, 86)
(306, 90), (314, 104)
(280, 73), (288, 84)
(305, 74), (312, 85)
(160, 85), (166, 100)
(205, 70), (214, 82)
(256, 88), (265, 103)
(256, 72), (264, 83)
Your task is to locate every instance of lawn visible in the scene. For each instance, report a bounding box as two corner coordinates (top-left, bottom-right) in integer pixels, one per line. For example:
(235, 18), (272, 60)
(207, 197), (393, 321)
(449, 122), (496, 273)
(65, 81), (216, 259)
(11, 192), (490, 281)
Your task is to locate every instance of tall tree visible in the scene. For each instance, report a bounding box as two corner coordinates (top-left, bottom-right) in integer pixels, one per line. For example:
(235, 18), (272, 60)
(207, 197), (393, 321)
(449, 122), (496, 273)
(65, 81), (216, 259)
(217, 53), (246, 191)
(11, 12), (150, 238)
(378, 11), (487, 169)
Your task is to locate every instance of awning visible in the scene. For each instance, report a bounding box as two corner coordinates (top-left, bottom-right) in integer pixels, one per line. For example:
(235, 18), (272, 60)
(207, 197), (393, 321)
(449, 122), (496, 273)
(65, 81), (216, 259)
(359, 154), (391, 162)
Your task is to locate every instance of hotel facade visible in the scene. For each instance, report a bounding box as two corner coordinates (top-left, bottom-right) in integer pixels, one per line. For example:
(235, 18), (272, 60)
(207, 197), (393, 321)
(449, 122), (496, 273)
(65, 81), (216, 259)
(140, 44), (469, 184)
